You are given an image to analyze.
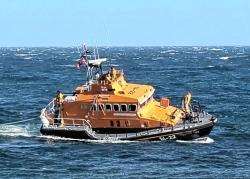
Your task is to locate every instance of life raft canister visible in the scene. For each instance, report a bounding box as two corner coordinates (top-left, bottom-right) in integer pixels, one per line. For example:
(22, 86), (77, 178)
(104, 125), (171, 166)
(160, 97), (170, 107)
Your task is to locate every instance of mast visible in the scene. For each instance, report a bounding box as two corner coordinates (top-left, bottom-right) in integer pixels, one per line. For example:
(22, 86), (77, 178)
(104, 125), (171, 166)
(82, 44), (106, 84)
(76, 43), (108, 85)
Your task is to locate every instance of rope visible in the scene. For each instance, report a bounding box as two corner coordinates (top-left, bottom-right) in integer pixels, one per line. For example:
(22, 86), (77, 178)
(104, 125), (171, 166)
(0, 118), (36, 125)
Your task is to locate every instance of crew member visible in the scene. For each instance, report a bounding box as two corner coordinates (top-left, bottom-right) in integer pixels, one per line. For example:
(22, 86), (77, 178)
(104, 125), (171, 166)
(54, 90), (64, 125)
(182, 92), (192, 114)
(110, 67), (116, 80)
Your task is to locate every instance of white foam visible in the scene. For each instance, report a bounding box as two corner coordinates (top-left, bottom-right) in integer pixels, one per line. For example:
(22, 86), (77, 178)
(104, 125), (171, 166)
(0, 124), (30, 137)
(220, 56), (230, 60)
(139, 63), (150, 66)
(58, 64), (75, 68)
(15, 53), (28, 57)
(210, 48), (223, 51)
(23, 57), (32, 60)
(152, 57), (164, 61)
(169, 52), (176, 55)
(162, 50), (178, 53)
(176, 137), (214, 144)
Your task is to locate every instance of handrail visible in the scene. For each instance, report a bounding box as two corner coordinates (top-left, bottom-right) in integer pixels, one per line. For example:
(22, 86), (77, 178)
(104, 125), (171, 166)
(44, 99), (55, 116)
(48, 117), (97, 138)
(42, 99), (96, 137)
(52, 117), (92, 128)
(41, 98), (212, 140)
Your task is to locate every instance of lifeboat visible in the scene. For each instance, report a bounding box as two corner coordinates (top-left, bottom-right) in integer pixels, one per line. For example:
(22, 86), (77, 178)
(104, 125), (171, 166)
(40, 45), (217, 141)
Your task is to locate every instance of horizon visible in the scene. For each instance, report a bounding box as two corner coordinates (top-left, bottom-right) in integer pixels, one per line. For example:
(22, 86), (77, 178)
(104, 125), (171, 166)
(0, 0), (250, 47)
(0, 44), (250, 48)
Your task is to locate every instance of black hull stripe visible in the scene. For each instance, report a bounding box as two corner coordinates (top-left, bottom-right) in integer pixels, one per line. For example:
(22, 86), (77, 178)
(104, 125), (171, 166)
(40, 121), (215, 141)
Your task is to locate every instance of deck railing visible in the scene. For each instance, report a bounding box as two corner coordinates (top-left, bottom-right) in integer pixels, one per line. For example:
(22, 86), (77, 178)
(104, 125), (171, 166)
(42, 98), (97, 138)
(49, 117), (96, 138)
(41, 97), (211, 140)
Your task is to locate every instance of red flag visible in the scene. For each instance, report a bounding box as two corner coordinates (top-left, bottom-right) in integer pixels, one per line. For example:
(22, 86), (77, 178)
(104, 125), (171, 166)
(75, 55), (87, 69)
(75, 43), (88, 69)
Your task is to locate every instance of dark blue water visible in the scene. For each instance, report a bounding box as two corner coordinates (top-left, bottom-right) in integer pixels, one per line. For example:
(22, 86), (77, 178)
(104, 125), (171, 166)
(0, 46), (249, 178)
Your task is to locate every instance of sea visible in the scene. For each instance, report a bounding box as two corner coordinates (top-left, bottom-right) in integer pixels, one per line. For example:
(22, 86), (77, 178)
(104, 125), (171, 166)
(0, 46), (249, 178)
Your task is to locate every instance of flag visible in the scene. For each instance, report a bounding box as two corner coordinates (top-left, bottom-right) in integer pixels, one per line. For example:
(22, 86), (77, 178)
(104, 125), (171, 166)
(75, 43), (91, 69)
(75, 54), (87, 69)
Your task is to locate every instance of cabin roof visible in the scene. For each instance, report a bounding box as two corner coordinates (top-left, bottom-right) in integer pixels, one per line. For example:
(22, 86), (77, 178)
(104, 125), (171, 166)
(116, 83), (155, 104)
(75, 94), (138, 103)
(73, 67), (155, 104)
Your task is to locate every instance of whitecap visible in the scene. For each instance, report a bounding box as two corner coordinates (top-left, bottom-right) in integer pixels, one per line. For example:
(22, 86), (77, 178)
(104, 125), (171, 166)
(152, 57), (164, 61)
(15, 53), (28, 57)
(23, 57), (32, 60)
(210, 48), (223, 51)
(220, 56), (230, 60)
(176, 137), (214, 144)
(167, 50), (178, 53)
(193, 47), (201, 51)
(169, 52), (176, 55)
(139, 63), (150, 66)
(160, 50), (178, 54)
(0, 124), (30, 137)
(160, 51), (167, 54)
(58, 64), (75, 68)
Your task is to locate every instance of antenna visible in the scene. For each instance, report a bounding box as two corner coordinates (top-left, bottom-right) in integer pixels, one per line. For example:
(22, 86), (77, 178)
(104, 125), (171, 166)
(76, 45), (81, 55)
(103, 23), (112, 67)
(93, 48), (96, 60)
(83, 43), (87, 56)
(96, 45), (100, 59)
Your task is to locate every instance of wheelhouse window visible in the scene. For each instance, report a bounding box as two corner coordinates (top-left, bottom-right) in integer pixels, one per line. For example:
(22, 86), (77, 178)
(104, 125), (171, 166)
(120, 104), (127, 112)
(128, 104), (137, 111)
(91, 104), (97, 111)
(98, 104), (104, 111)
(105, 104), (112, 111)
(113, 104), (120, 111)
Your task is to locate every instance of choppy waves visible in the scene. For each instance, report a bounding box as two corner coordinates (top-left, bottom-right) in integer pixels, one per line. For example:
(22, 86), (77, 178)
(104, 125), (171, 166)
(0, 46), (249, 178)
(0, 124), (30, 137)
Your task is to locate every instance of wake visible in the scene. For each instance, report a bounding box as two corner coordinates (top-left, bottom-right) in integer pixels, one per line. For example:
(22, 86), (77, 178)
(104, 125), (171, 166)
(0, 123), (214, 144)
(176, 137), (214, 144)
(0, 124), (30, 137)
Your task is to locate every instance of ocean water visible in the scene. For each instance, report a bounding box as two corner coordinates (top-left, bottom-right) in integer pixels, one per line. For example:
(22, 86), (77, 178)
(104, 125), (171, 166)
(0, 46), (249, 178)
